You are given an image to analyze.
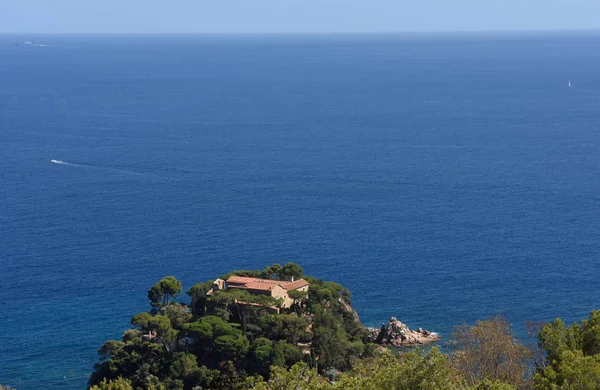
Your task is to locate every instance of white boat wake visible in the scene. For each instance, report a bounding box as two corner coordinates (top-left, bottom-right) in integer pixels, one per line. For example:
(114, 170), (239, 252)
(49, 159), (194, 177)
(50, 159), (73, 166)
(50, 159), (90, 169)
(49, 159), (155, 176)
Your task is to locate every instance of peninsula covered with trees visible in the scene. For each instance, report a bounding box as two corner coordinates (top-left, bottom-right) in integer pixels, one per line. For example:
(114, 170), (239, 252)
(88, 263), (600, 390)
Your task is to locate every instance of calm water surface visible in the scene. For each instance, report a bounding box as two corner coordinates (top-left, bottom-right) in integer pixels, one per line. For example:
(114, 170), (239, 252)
(1, 33), (600, 388)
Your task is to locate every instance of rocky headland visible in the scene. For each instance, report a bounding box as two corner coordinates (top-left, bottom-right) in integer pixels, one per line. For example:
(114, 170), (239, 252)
(369, 317), (441, 347)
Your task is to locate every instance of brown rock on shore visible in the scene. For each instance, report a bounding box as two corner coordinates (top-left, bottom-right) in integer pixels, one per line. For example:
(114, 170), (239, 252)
(369, 317), (441, 347)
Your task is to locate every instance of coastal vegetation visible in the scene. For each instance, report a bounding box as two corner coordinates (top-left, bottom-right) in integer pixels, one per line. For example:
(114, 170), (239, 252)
(89, 264), (600, 390)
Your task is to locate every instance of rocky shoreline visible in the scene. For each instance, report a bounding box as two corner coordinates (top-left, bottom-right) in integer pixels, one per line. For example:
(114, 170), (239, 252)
(369, 317), (441, 348)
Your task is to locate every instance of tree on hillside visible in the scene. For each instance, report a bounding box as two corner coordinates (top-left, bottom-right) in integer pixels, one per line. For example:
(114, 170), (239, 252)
(260, 314), (309, 345)
(159, 303), (192, 330)
(89, 377), (134, 390)
(474, 379), (516, 390)
(581, 310), (600, 357)
(259, 263), (304, 281)
(288, 289), (308, 314)
(537, 311), (600, 359)
(221, 269), (262, 280)
(449, 316), (533, 389)
(534, 310), (600, 389)
(207, 290), (236, 321)
(148, 276), (182, 310)
(254, 362), (330, 390)
(89, 336), (165, 388)
(261, 264), (282, 279)
(536, 317), (582, 367)
(334, 347), (467, 390)
(249, 338), (279, 376)
(187, 280), (214, 316)
(278, 262), (304, 281)
(185, 315), (249, 363)
(166, 352), (204, 389)
(534, 350), (600, 390)
(131, 313), (178, 352)
(310, 304), (362, 372)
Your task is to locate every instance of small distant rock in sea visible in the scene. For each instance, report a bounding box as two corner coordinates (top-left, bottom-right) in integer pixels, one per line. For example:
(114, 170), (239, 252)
(369, 317), (441, 348)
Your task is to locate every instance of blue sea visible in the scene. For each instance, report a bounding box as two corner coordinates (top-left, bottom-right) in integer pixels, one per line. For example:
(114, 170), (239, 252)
(1, 33), (600, 389)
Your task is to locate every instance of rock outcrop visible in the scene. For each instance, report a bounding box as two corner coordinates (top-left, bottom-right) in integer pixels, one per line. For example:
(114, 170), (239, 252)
(369, 317), (441, 347)
(339, 297), (361, 323)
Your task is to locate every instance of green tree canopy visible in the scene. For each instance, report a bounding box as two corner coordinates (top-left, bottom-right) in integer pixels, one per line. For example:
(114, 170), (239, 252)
(254, 362), (330, 390)
(534, 310), (600, 389)
(534, 350), (600, 389)
(148, 276), (182, 310)
(335, 347), (466, 390)
(159, 303), (192, 330)
(93, 265), (548, 390)
(581, 310), (600, 357)
(261, 264), (282, 280)
(259, 314), (310, 345)
(278, 262), (304, 281)
(89, 377), (134, 390)
(186, 280), (214, 316)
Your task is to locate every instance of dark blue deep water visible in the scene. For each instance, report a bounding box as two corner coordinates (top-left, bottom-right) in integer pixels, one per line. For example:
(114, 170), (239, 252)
(1, 33), (600, 388)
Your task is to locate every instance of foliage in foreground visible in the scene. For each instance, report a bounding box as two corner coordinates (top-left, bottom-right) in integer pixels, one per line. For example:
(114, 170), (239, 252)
(89, 263), (600, 390)
(534, 310), (600, 389)
(89, 377), (134, 390)
(450, 316), (533, 388)
(238, 311), (600, 390)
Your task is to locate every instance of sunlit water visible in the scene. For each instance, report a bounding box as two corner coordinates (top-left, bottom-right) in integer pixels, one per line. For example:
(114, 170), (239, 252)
(1, 33), (600, 389)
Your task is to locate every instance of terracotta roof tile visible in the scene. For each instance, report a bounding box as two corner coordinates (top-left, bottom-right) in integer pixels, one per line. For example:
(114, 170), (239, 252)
(226, 276), (309, 291)
(285, 279), (309, 290)
(226, 276), (259, 284)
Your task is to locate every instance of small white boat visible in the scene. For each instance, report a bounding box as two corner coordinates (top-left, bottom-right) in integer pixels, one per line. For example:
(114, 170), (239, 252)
(568, 80), (572, 88)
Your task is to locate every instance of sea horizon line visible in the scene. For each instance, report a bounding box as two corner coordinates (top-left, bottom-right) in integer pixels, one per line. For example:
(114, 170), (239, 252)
(2, 28), (600, 37)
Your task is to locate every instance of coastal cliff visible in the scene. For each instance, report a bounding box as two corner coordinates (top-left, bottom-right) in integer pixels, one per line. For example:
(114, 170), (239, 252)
(87, 263), (600, 390)
(89, 263), (442, 389)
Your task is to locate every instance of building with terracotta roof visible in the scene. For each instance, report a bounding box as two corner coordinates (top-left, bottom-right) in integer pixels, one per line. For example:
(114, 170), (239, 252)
(224, 276), (309, 308)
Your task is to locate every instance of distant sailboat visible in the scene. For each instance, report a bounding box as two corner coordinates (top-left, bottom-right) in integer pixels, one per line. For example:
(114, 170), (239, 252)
(568, 80), (572, 88)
